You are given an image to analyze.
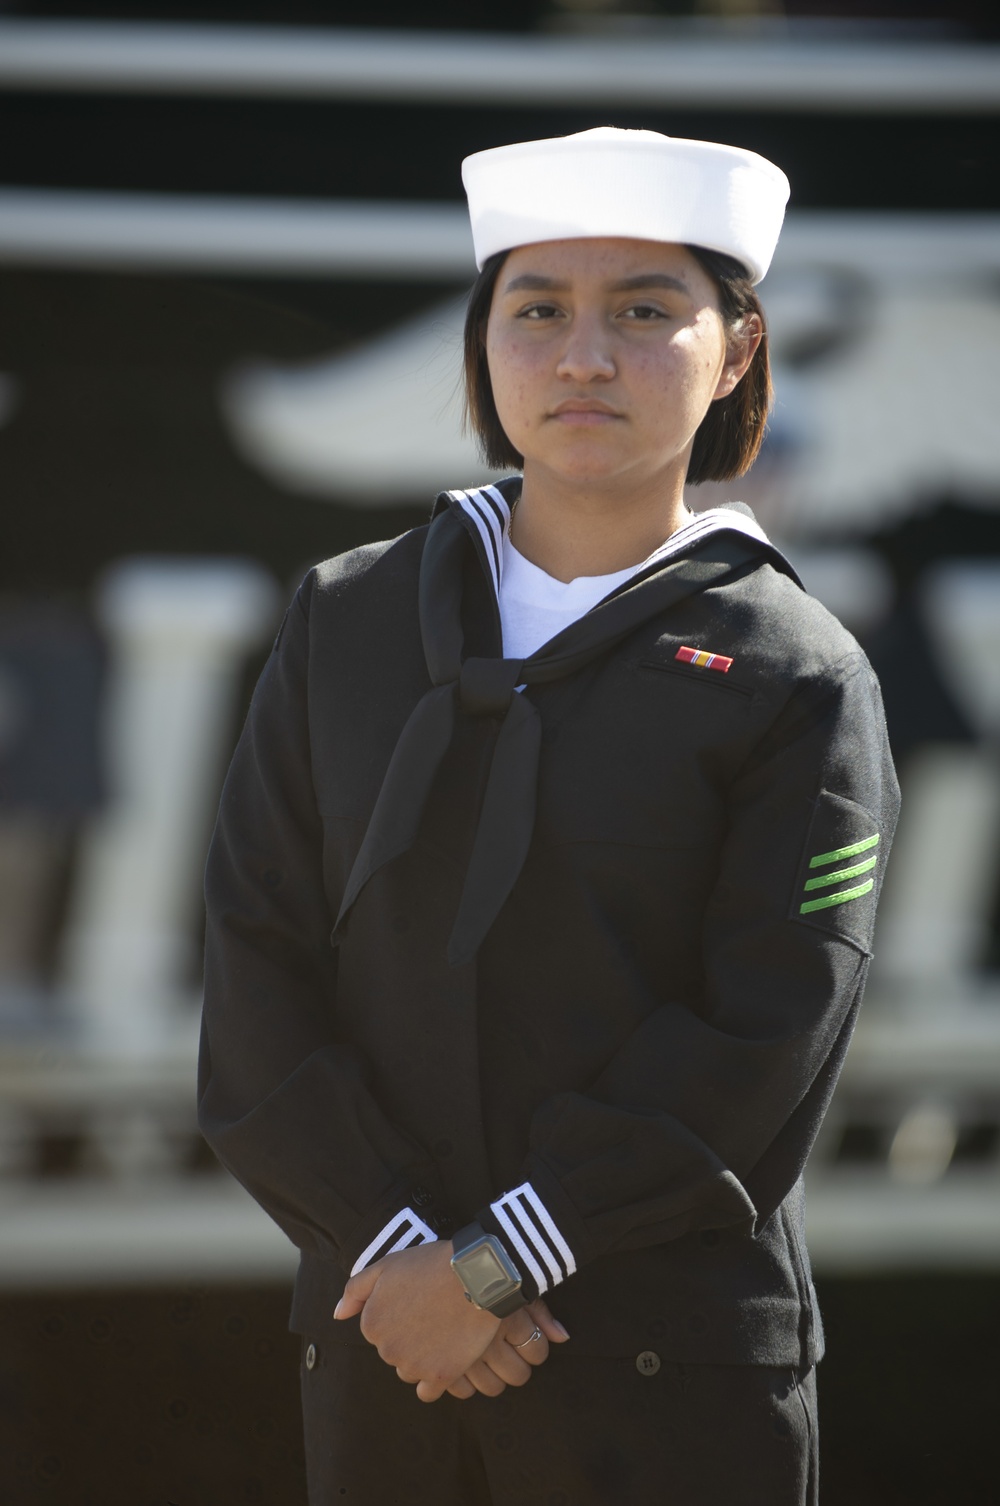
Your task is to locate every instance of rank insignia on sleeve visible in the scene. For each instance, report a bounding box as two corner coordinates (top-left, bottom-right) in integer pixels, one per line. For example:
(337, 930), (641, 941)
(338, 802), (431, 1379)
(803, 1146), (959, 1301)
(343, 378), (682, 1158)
(675, 645), (733, 674)
(791, 791), (882, 952)
(799, 833), (879, 915)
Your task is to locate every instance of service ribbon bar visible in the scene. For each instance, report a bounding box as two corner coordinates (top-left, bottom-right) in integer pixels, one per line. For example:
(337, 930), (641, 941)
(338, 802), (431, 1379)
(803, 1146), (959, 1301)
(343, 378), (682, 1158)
(675, 645), (733, 674)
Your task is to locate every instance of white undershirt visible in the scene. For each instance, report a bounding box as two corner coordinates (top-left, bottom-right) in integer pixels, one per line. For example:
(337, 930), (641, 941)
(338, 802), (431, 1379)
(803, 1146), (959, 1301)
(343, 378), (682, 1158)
(449, 484), (774, 662)
(499, 534), (642, 661)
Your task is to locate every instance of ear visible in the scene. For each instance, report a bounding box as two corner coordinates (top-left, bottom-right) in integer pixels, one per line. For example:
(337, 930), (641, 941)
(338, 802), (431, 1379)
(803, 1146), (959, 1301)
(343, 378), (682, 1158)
(712, 313), (763, 402)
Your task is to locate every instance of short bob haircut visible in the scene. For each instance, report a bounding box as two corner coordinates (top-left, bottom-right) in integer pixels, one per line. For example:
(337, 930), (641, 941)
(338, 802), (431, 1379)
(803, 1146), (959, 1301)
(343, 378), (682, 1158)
(463, 245), (772, 484)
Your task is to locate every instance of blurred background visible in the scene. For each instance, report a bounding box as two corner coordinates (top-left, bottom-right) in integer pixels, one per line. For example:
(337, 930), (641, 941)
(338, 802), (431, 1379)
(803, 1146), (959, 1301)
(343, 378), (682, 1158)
(0, 1), (998, 1502)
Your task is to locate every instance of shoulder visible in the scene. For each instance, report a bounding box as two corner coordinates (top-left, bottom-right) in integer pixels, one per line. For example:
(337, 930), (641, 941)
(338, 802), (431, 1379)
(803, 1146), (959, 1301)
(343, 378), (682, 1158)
(721, 559), (870, 692)
(307, 525), (428, 609)
(712, 564), (893, 780)
(283, 526), (429, 638)
(693, 557), (885, 753)
(270, 525), (428, 663)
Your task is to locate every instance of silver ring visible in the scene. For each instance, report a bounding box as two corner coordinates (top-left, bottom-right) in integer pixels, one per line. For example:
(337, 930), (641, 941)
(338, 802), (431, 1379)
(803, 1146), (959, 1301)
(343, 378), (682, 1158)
(511, 1325), (542, 1349)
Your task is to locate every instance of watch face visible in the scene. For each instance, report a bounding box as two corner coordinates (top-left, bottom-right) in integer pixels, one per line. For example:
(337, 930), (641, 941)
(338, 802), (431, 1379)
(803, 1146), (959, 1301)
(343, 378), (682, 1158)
(458, 1238), (520, 1307)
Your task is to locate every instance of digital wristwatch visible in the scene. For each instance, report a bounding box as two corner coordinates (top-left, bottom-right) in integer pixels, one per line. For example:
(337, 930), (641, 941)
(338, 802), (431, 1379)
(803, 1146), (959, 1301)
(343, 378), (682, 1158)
(449, 1221), (525, 1318)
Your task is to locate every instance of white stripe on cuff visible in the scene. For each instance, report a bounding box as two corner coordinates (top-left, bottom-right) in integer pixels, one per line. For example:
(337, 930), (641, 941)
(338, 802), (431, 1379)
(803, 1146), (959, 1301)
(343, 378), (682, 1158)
(350, 1206), (438, 1276)
(491, 1200), (549, 1295)
(490, 1181), (576, 1295)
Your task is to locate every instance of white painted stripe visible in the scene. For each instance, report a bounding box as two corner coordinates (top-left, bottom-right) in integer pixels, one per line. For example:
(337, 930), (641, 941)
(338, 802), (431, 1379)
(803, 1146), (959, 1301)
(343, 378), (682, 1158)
(350, 1207), (437, 1276)
(0, 195), (995, 284)
(0, 189), (474, 277)
(490, 1201), (548, 1296)
(0, 22), (996, 113)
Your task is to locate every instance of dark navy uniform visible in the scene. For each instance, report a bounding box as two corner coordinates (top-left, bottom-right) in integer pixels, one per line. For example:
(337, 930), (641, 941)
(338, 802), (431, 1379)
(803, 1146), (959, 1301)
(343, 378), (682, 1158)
(199, 486), (899, 1504)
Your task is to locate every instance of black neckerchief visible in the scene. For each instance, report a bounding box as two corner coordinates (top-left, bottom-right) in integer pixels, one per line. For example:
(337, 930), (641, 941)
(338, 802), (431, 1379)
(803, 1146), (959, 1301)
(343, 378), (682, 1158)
(333, 486), (802, 968)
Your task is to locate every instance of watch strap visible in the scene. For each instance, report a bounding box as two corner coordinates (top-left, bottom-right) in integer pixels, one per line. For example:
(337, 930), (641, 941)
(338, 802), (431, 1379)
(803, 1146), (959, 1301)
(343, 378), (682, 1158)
(481, 1285), (528, 1319)
(450, 1220), (488, 1259)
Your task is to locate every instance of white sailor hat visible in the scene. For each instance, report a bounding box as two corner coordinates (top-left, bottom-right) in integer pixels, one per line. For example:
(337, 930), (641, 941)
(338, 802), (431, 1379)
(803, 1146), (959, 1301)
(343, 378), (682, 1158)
(462, 126), (790, 285)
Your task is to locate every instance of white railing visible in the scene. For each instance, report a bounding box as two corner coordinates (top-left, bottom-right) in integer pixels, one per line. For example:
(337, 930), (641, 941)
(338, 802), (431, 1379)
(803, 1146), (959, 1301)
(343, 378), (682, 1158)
(58, 559), (279, 1053)
(1, 993), (999, 1286)
(0, 21), (996, 111)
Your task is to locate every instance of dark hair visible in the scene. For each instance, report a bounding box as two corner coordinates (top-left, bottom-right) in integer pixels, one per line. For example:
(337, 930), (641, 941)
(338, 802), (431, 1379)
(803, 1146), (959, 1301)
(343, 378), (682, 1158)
(462, 244), (772, 484)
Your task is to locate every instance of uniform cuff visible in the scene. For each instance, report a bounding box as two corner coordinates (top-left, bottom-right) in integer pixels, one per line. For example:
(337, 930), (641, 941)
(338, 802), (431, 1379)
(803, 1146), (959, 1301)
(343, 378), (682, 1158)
(478, 1180), (577, 1300)
(349, 1206), (438, 1276)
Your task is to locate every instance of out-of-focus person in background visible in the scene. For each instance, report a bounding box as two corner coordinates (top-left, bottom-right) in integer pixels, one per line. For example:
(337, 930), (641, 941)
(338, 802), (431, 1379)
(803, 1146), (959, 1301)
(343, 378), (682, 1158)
(0, 602), (103, 1025)
(198, 126), (899, 1505)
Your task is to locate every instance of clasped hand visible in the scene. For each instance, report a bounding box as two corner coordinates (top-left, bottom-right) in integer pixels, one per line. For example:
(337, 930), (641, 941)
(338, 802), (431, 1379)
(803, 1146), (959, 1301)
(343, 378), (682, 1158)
(334, 1241), (568, 1403)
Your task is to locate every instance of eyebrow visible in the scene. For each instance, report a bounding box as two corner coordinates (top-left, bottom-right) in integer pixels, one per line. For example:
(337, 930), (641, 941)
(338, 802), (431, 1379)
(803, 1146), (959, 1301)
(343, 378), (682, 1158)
(502, 272), (691, 295)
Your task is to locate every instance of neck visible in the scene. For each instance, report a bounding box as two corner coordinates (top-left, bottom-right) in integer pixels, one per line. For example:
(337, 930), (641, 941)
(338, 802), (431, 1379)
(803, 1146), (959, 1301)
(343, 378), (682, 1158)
(510, 464), (692, 583)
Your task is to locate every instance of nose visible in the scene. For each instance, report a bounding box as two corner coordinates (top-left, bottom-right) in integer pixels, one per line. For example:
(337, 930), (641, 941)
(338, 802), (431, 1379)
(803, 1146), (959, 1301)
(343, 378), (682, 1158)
(554, 314), (616, 383)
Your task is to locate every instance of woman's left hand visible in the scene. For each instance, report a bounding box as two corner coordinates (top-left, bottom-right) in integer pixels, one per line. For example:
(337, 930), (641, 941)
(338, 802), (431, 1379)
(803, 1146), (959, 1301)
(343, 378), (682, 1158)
(446, 1298), (569, 1400)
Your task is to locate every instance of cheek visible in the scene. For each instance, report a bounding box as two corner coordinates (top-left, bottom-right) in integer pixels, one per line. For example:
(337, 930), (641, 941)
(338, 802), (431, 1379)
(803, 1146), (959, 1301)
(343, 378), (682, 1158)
(690, 315), (729, 384)
(648, 329), (725, 408)
(635, 349), (708, 415)
(487, 341), (544, 427)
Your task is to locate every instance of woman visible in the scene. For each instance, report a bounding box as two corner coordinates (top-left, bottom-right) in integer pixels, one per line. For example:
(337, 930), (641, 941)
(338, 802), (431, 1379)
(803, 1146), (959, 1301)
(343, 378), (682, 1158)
(199, 128), (899, 1505)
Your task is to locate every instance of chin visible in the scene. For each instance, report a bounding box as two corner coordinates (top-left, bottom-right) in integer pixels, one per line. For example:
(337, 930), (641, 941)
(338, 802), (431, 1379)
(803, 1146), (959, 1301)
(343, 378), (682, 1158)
(529, 441), (631, 484)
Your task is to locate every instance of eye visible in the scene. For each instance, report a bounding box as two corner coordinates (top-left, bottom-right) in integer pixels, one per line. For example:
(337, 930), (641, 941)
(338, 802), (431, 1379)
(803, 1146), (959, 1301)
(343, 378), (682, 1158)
(620, 303), (667, 322)
(517, 302), (563, 321)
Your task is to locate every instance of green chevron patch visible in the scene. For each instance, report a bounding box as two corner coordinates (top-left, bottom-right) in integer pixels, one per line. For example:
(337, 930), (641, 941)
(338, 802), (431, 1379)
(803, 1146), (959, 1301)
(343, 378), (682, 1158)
(808, 833), (880, 869)
(800, 833), (879, 915)
(803, 855), (879, 891)
(800, 879), (875, 915)
(792, 793), (882, 951)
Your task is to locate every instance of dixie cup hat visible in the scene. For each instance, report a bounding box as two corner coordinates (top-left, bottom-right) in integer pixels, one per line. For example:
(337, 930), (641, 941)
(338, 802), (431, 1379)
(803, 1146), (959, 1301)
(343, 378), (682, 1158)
(462, 126), (790, 285)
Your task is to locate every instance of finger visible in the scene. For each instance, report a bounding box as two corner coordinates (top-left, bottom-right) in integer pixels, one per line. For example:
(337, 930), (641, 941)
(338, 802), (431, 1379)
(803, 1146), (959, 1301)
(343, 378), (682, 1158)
(464, 1359), (507, 1398)
(506, 1325), (549, 1368)
(446, 1377), (477, 1400)
(415, 1377), (449, 1403)
(485, 1346), (533, 1387)
(333, 1262), (382, 1320)
(525, 1298), (570, 1343)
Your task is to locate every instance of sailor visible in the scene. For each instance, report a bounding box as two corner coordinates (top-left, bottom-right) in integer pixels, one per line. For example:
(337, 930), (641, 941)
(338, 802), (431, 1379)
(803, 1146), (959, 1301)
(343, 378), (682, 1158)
(199, 126), (900, 1505)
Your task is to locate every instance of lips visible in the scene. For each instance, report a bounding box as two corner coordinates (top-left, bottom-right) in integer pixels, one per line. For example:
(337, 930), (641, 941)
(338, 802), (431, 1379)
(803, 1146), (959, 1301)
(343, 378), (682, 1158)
(549, 398), (622, 422)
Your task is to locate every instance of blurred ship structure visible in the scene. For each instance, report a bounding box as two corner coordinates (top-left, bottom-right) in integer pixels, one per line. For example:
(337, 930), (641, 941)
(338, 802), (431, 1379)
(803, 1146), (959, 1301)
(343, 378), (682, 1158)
(1, 14), (999, 1289)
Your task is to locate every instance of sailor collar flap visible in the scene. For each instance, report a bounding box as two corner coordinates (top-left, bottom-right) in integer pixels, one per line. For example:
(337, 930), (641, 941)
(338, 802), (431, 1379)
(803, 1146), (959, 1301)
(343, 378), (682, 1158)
(332, 485), (802, 969)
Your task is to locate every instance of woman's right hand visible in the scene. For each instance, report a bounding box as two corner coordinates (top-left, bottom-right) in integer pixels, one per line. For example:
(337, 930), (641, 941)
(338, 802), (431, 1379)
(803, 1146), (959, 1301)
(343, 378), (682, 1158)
(446, 1298), (569, 1399)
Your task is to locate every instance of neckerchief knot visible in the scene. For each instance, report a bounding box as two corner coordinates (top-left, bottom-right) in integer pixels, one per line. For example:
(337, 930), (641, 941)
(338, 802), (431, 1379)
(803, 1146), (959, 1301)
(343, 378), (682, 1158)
(460, 657), (525, 717)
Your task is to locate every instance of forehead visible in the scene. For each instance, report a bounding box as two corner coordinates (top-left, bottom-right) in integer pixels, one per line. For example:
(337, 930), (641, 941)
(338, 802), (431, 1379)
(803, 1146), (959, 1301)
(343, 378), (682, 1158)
(498, 236), (702, 285)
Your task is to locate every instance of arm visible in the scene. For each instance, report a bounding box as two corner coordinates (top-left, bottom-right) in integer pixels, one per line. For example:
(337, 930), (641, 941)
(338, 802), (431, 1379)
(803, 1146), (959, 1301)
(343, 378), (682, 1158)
(337, 652), (899, 1382)
(197, 575), (445, 1273)
(200, 573), (564, 1397)
(468, 654), (900, 1297)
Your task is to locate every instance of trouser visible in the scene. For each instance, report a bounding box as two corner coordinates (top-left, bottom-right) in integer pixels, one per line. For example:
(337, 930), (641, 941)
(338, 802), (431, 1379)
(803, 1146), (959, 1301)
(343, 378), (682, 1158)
(299, 1336), (819, 1506)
